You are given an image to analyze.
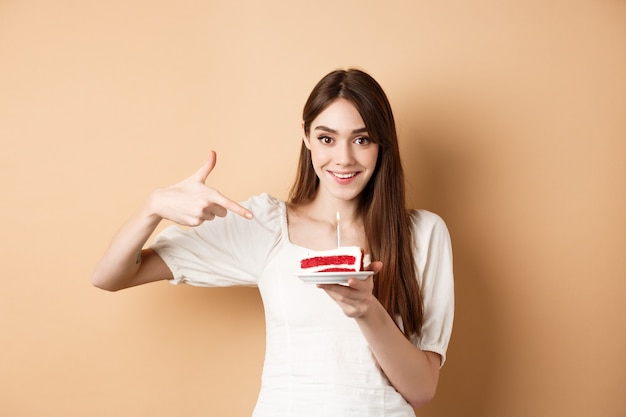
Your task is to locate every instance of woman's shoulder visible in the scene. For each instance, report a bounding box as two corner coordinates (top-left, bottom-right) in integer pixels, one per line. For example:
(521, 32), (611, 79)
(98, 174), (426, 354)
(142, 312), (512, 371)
(242, 192), (284, 208)
(408, 209), (452, 244)
(240, 193), (286, 226)
(409, 208), (448, 230)
(242, 193), (285, 211)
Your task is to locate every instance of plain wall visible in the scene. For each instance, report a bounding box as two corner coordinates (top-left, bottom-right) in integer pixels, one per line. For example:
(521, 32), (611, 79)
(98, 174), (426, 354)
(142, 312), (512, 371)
(1, 1), (625, 416)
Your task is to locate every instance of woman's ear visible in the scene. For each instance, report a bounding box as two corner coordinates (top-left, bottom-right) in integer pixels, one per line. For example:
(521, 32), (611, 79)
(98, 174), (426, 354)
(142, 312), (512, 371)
(301, 122), (311, 150)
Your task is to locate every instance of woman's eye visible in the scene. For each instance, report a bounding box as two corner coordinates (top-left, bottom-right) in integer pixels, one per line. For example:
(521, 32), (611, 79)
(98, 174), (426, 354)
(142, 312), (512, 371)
(355, 136), (371, 145)
(318, 136), (333, 144)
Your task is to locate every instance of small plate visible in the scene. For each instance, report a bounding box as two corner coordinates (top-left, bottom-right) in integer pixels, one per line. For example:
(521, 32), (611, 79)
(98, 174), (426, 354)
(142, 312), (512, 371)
(296, 271), (374, 284)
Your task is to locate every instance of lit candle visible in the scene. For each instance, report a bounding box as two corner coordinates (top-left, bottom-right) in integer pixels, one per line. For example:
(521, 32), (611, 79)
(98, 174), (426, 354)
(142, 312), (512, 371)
(336, 211), (341, 248)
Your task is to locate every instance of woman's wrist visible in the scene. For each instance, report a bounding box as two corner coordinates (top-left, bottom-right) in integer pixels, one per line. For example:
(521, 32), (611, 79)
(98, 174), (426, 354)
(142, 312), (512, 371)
(141, 189), (166, 226)
(354, 295), (387, 326)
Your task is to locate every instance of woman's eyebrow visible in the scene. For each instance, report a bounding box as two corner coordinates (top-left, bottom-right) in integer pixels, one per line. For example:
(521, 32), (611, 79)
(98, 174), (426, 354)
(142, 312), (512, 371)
(313, 125), (368, 134)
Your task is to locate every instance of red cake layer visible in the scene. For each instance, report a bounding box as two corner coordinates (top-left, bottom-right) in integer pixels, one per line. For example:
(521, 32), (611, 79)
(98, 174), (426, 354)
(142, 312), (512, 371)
(301, 255), (358, 269)
(300, 247), (364, 273)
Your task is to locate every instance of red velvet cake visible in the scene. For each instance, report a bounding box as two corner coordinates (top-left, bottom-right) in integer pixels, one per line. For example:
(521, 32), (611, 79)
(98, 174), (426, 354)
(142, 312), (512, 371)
(300, 246), (365, 273)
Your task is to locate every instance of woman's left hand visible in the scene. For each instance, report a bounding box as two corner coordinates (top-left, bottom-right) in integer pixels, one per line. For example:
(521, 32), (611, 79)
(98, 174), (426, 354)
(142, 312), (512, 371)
(317, 261), (383, 318)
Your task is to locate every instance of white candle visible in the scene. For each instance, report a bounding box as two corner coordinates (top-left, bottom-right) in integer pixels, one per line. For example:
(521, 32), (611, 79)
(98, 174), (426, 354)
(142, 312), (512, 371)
(336, 211), (341, 248)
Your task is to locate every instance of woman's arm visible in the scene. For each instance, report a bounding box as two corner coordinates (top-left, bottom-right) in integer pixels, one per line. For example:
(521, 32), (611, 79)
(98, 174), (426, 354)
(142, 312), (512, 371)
(91, 151), (253, 292)
(352, 290), (440, 409)
(91, 201), (171, 291)
(318, 262), (440, 409)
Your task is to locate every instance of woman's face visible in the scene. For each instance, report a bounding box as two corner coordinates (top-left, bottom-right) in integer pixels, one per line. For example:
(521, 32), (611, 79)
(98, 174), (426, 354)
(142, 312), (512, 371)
(304, 98), (379, 203)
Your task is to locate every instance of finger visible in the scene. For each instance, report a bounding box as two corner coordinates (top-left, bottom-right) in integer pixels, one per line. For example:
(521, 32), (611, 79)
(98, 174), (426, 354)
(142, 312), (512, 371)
(316, 283), (348, 298)
(206, 204), (228, 218)
(366, 261), (383, 274)
(347, 275), (373, 292)
(191, 151), (217, 184)
(316, 283), (343, 290)
(210, 190), (254, 220)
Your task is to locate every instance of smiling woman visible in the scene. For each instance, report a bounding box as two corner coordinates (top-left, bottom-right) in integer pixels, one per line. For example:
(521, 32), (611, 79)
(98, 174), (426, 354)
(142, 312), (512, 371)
(2, 0), (624, 415)
(92, 68), (454, 416)
(303, 98), (379, 201)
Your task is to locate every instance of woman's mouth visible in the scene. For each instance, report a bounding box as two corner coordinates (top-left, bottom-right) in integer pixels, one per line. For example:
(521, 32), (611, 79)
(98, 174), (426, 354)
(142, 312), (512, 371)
(332, 172), (357, 179)
(329, 171), (360, 184)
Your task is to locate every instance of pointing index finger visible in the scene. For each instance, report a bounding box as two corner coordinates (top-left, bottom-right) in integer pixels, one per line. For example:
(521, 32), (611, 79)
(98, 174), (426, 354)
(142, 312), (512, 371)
(214, 193), (254, 219)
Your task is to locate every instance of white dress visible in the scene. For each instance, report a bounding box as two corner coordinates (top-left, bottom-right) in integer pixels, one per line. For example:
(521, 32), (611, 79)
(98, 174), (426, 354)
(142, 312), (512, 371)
(151, 193), (454, 417)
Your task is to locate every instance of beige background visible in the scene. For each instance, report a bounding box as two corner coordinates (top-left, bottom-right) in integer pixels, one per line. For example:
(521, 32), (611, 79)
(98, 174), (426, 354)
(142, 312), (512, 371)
(1, 1), (625, 416)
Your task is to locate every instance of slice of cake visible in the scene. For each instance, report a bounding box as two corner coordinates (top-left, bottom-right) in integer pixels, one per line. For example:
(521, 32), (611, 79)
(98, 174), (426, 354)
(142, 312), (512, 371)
(300, 246), (365, 273)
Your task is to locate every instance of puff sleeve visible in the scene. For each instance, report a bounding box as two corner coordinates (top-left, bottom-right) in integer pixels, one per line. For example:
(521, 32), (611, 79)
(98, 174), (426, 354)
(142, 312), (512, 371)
(409, 210), (455, 366)
(150, 193), (283, 287)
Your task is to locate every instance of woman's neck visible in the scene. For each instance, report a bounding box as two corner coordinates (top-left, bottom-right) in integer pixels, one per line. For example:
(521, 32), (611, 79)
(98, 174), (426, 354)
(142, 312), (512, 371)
(305, 195), (359, 224)
(287, 195), (366, 250)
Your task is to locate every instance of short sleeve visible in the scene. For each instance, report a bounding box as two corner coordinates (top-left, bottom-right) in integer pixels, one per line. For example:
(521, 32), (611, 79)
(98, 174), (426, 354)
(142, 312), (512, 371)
(409, 210), (455, 367)
(151, 193), (283, 287)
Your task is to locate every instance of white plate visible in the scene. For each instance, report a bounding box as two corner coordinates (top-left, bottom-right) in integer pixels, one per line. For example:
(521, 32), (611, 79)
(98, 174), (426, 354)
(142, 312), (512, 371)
(296, 271), (374, 284)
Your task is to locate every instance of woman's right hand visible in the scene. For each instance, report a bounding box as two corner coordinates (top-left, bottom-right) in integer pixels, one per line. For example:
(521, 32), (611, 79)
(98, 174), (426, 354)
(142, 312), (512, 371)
(148, 151), (254, 226)
(92, 151), (252, 291)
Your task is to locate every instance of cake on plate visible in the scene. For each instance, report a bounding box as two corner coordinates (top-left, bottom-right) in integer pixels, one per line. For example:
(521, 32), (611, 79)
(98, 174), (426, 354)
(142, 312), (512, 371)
(300, 246), (365, 273)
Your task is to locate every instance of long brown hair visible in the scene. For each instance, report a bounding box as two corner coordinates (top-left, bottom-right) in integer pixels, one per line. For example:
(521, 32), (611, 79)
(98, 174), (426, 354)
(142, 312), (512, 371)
(289, 68), (423, 338)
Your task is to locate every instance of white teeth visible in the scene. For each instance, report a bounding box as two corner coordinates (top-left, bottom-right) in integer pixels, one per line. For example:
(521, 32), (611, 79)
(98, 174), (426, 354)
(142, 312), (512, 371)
(333, 172), (356, 179)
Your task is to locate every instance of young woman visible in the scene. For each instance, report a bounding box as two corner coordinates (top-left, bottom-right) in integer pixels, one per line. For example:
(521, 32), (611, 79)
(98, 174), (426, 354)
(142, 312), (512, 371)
(92, 68), (454, 416)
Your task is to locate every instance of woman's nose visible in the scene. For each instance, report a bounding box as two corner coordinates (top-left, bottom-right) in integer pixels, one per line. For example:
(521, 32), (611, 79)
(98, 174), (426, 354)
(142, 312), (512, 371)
(334, 142), (355, 165)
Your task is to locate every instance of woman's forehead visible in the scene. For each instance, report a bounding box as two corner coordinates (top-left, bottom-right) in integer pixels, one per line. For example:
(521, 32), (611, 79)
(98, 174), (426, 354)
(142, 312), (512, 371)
(310, 99), (366, 132)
